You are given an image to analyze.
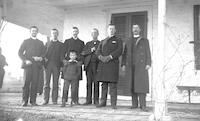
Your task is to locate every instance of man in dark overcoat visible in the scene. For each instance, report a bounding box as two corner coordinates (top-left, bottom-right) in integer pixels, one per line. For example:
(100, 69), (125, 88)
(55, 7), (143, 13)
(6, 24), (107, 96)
(18, 26), (45, 106)
(61, 27), (85, 104)
(96, 24), (123, 109)
(82, 28), (100, 105)
(122, 24), (151, 111)
(0, 47), (8, 88)
(42, 29), (63, 105)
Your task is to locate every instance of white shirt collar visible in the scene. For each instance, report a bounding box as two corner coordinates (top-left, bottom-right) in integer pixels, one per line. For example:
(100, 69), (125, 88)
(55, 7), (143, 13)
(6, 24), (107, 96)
(51, 39), (58, 42)
(31, 36), (37, 40)
(92, 39), (98, 41)
(72, 37), (78, 40)
(133, 35), (140, 38)
(68, 59), (78, 63)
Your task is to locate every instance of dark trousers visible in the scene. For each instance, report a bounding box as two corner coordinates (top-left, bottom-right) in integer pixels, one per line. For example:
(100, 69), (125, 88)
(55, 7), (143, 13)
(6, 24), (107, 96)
(0, 68), (5, 88)
(43, 62), (60, 103)
(62, 79), (78, 102)
(75, 80), (79, 102)
(131, 65), (146, 107)
(65, 80), (79, 102)
(132, 93), (146, 107)
(37, 68), (44, 95)
(22, 64), (40, 104)
(85, 62), (99, 104)
(65, 77), (80, 103)
(100, 82), (117, 106)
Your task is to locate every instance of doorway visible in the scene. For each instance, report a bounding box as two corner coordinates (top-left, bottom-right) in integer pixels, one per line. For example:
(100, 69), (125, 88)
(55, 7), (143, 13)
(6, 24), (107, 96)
(111, 11), (148, 96)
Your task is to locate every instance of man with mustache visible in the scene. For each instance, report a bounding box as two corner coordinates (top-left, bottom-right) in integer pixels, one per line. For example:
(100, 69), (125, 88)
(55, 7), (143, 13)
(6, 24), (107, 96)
(122, 24), (151, 111)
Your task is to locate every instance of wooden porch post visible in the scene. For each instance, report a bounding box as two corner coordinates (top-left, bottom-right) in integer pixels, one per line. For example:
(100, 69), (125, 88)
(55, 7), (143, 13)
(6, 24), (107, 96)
(0, 0), (7, 44)
(149, 0), (171, 120)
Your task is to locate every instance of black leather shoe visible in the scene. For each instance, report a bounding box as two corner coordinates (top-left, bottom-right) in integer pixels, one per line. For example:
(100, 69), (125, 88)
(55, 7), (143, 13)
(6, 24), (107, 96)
(96, 103), (106, 108)
(130, 106), (138, 109)
(111, 106), (117, 109)
(52, 102), (57, 105)
(94, 101), (99, 105)
(71, 101), (80, 106)
(60, 103), (66, 107)
(42, 101), (48, 105)
(75, 102), (80, 105)
(30, 103), (38, 106)
(82, 101), (92, 105)
(70, 101), (74, 107)
(22, 102), (28, 107)
(140, 106), (148, 112)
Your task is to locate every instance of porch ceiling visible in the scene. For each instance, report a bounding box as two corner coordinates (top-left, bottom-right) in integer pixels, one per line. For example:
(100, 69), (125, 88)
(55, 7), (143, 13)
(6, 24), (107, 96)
(2, 0), (156, 9)
(45, 0), (155, 8)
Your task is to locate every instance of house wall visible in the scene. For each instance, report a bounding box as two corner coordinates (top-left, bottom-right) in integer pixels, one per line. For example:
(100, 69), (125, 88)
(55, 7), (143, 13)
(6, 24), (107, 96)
(64, 0), (200, 102)
(164, 0), (200, 102)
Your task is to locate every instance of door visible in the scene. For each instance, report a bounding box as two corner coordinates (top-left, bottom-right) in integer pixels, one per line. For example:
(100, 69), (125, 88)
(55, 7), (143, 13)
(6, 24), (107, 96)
(111, 11), (148, 96)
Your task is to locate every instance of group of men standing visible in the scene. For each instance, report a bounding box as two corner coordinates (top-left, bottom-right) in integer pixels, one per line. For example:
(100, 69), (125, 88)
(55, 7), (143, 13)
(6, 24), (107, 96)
(18, 23), (151, 111)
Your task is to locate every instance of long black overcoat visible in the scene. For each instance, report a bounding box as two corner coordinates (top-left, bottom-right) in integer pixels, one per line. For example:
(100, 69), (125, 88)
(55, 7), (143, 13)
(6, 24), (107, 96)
(96, 36), (123, 83)
(122, 37), (151, 93)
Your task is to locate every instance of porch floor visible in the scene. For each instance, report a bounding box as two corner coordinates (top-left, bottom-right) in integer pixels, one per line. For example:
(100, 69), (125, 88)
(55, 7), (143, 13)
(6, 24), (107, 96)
(0, 93), (200, 121)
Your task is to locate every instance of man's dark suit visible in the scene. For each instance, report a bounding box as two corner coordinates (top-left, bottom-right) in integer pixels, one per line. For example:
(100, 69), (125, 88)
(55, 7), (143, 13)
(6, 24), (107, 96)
(82, 40), (100, 104)
(96, 36), (123, 108)
(122, 36), (151, 109)
(43, 40), (63, 103)
(61, 37), (85, 103)
(18, 38), (45, 104)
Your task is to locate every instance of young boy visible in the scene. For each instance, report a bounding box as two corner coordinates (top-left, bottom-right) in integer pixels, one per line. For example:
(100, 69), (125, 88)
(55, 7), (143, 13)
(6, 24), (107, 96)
(61, 50), (81, 107)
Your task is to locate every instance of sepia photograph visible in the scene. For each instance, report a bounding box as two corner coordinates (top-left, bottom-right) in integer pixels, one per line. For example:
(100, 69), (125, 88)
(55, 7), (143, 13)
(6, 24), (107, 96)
(0, 0), (200, 120)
